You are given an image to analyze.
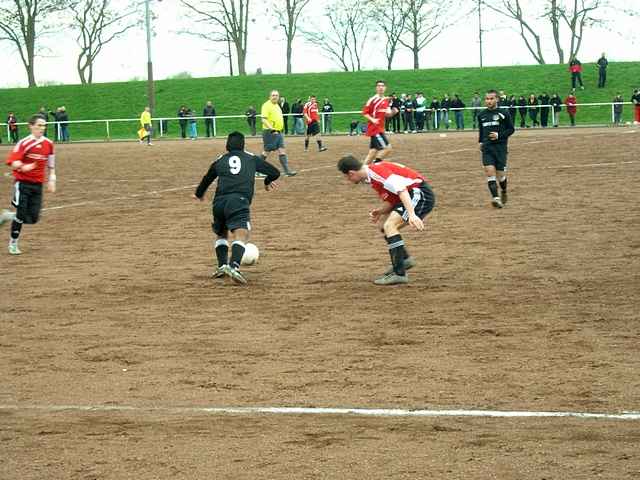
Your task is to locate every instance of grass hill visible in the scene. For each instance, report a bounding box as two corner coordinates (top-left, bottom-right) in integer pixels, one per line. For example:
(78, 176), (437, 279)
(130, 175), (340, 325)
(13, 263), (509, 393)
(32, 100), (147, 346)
(1, 62), (638, 141)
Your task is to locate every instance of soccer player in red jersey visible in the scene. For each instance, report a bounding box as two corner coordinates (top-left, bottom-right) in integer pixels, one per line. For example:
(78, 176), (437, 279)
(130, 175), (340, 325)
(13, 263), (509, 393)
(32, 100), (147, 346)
(362, 80), (395, 165)
(303, 95), (327, 153)
(338, 155), (435, 285)
(1, 115), (57, 255)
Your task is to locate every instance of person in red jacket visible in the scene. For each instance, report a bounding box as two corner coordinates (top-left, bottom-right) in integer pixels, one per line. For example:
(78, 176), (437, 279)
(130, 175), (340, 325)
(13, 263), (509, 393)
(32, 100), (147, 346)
(337, 155), (435, 286)
(0, 115), (57, 255)
(569, 57), (584, 90)
(565, 93), (578, 127)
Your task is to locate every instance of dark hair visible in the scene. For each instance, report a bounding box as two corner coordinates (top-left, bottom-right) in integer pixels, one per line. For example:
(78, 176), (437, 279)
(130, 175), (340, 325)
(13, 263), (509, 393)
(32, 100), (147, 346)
(486, 89), (499, 96)
(337, 155), (363, 174)
(375, 80), (385, 85)
(226, 131), (245, 151)
(29, 114), (46, 125)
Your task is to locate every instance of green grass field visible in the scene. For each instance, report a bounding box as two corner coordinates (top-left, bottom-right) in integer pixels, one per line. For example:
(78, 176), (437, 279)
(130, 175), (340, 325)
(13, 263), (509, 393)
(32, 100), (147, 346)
(1, 62), (638, 141)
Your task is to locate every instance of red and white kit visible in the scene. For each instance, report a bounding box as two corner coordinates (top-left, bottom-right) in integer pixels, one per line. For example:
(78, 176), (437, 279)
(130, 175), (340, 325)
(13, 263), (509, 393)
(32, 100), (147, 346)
(303, 101), (320, 124)
(362, 95), (390, 136)
(367, 161), (425, 204)
(7, 135), (55, 184)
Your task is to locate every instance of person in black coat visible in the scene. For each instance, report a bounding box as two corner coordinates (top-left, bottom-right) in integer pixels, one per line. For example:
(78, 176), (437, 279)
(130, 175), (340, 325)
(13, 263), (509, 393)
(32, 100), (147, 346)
(550, 93), (562, 127)
(429, 97), (440, 129)
(203, 101), (216, 137)
(390, 94), (402, 133)
(517, 96), (528, 128)
(527, 94), (539, 127)
(538, 92), (550, 128)
(280, 97), (290, 134)
(508, 95), (517, 123)
(178, 106), (187, 139)
(597, 53), (608, 88)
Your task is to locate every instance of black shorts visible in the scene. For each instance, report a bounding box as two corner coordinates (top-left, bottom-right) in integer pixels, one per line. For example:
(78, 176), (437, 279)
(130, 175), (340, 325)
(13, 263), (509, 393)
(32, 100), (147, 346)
(306, 121), (320, 136)
(212, 194), (251, 236)
(369, 133), (390, 151)
(481, 144), (508, 171)
(12, 181), (43, 224)
(392, 183), (435, 221)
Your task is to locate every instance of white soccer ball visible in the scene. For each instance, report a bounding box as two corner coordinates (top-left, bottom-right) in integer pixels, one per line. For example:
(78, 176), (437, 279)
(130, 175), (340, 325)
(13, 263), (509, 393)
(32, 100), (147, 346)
(241, 243), (260, 266)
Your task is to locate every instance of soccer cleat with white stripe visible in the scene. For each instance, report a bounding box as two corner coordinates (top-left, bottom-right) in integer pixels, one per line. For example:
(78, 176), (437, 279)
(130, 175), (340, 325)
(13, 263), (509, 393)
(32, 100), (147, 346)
(224, 265), (247, 285)
(374, 273), (409, 286)
(8, 243), (21, 255)
(500, 189), (508, 205)
(213, 265), (227, 279)
(491, 197), (504, 209)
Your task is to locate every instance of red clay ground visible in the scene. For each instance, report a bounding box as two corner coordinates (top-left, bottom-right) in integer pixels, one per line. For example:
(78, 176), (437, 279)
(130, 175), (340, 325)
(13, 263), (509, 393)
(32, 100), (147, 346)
(1, 128), (639, 479)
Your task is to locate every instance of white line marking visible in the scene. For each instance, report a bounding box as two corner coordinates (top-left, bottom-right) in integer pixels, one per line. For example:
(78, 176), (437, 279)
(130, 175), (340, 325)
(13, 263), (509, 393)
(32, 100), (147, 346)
(1, 404), (638, 420)
(552, 161), (636, 169)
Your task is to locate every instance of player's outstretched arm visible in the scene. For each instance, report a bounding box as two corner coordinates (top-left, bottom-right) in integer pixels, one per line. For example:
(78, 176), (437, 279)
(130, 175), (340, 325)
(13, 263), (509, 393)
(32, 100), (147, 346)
(194, 162), (219, 200)
(256, 158), (281, 190)
(370, 201), (394, 223)
(47, 154), (56, 193)
(398, 189), (424, 231)
(504, 111), (515, 138)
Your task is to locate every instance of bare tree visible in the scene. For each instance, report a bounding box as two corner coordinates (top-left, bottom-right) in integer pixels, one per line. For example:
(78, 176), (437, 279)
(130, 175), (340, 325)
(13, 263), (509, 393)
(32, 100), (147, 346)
(180, 0), (251, 76)
(485, 0), (623, 64)
(0, 0), (71, 87)
(303, 1), (369, 72)
(273, 0), (310, 74)
(398, 0), (455, 70)
(72, 0), (139, 84)
(368, 0), (408, 70)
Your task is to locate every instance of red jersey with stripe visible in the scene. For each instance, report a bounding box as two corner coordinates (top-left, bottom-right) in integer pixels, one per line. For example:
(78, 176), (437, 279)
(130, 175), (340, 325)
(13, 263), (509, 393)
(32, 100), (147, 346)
(303, 101), (319, 124)
(367, 161), (425, 205)
(6, 135), (55, 184)
(362, 95), (390, 136)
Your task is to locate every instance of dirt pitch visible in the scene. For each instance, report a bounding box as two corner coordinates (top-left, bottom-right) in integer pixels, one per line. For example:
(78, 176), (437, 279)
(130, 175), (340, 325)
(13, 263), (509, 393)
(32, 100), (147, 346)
(1, 128), (639, 479)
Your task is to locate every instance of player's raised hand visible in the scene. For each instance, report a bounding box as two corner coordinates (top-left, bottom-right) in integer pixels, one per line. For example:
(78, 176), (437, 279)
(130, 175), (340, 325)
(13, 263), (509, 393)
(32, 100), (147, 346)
(265, 181), (279, 192)
(408, 213), (425, 231)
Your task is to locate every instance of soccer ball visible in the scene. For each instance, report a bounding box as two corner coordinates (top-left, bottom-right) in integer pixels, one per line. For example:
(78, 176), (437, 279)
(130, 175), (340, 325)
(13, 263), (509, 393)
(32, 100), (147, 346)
(241, 243), (260, 266)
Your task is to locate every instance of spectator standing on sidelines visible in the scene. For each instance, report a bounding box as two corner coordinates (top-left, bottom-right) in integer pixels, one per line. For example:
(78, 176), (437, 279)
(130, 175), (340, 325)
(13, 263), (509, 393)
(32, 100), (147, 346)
(440, 94), (451, 129)
(613, 93), (624, 126)
(322, 98), (334, 134)
(597, 53), (608, 88)
(390, 94), (401, 133)
(399, 94), (407, 132)
(565, 92), (577, 127)
(140, 106), (153, 145)
(49, 107), (61, 140)
(8, 112), (18, 143)
(550, 93), (562, 127)
(517, 95), (528, 128)
(569, 57), (584, 90)
(429, 97), (440, 129)
(539, 92), (550, 128)
(58, 106), (70, 142)
(528, 94), (539, 127)
(178, 106), (187, 139)
(403, 94), (416, 133)
(38, 107), (49, 137)
(451, 94), (465, 130)
(508, 95), (517, 123)
(280, 97), (290, 134)
(203, 101), (216, 138)
(261, 89), (296, 176)
(187, 109), (198, 139)
(291, 99), (303, 135)
(415, 92), (427, 131)
(471, 92), (482, 129)
(632, 89), (640, 124)
(246, 105), (257, 135)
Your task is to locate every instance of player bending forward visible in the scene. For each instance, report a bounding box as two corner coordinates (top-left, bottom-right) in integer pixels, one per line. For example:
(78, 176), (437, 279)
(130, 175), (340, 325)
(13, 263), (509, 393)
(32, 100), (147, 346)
(338, 155), (435, 286)
(0, 115), (57, 255)
(193, 131), (280, 285)
(477, 89), (515, 208)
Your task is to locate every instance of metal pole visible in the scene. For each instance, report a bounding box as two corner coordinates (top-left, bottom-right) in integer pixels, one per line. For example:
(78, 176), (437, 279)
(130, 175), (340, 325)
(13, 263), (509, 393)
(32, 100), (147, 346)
(611, 103), (615, 124)
(478, 0), (483, 68)
(106, 120), (110, 140)
(145, 0), (156, 114)
(213, 117), (217, 137)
